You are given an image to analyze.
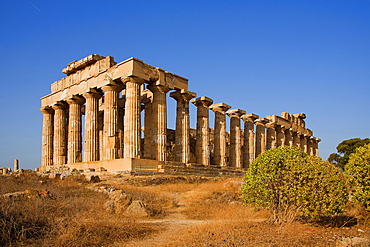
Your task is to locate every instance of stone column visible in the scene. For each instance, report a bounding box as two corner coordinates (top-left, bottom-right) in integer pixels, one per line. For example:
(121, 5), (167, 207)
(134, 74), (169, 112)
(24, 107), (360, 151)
(296, 132), (303, 149)
(255, 118), (268, 157)
(308, 137), (314, 155)
(98, 110), (104, 160)
(265, 122), (276, 150)
(52, 101), (68, 166)
(142, 91), (153, 159)
(313, 138), (320, 156)
(13, 159), (19, 171)
(40, 106), (54, 166)
(117, 94), (126, 159)
(285, 128), (294, 147)
(102, 84), (122, 160)
(302, 134), (309, 153)
(209, 103), (231, 166)
(117, 107), (125, 158)
(148, 83), (170, 161)
(292, 131), (300, 147)
(123, 77), (144, 158)
(67, 95), (85, 164)
(241, 114), (259, 168)
(191, 96), (213, 166)
(170, 90), (196, 163)
(227, 109), (246, 168)
(83, 90), (103, 162)
(275, 125), (286, 147)
(300, 133), (308, 152)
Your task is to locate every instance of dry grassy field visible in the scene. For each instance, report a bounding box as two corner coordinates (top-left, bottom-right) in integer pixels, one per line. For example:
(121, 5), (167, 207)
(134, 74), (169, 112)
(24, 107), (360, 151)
(0, 173), (369, 246)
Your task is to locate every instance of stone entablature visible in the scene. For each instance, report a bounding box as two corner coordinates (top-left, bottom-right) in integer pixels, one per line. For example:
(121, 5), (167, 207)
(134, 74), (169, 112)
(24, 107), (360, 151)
(39, 54), (321, 173)
(44, 56), (188, 106)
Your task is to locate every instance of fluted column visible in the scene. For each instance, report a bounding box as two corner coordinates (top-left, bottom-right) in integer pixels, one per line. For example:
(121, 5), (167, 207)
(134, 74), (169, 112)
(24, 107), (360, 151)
(285, 129), (294, 147)
(102, 84), (122, 160)
(83, 90), (103, 162)
(313, 138), (320, 156)
(40, 106), (54, 166)
(301, 134), (308, 153)
(308, 137), (314, 155)
(67, 95), (85, 163)
(226, 109), (246, 168)
(148, 83), (170, 161)
(170, 90), (196, 163)
(241, 114), (259, 168)
(123, 77), (144, 158)
(98, 111), (104, 160)
(292, 131), (300, 147)
(52, 102), (68, 166)
(255, 118), (268, 157)
(296, 133), (303, 149)
(209, 103), (231, 166)
(265, 122), (276, 150)
(275, 125), (285, 147)
(142, 91), (153, 159)
(191, 96), (213, 166)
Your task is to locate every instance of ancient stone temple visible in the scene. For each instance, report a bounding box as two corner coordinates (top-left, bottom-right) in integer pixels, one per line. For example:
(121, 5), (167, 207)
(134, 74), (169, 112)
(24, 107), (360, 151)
(38, 54), (320, 174)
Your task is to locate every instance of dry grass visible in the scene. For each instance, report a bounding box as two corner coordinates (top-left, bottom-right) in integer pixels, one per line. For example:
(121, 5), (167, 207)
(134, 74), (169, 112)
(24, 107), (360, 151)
(151, 220), (370, 247)
(2, 173), (370, 246)
(0, 174), (159, 247)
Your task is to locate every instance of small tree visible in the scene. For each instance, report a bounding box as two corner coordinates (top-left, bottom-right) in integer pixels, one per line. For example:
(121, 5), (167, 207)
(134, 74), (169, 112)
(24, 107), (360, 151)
(242, 146), (348, 224)
(345, 143), (370, 211)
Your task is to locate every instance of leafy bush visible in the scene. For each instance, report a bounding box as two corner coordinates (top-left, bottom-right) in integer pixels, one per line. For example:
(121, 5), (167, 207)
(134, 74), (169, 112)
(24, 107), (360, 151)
(242, 146), (348, 224)
(345, 143), (370, 211)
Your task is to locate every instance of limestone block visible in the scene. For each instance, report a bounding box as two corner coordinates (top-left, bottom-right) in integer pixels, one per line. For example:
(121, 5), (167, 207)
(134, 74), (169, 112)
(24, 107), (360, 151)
(84, 174), (100, 183)
(49, 173), (61, 179)
(336, 237), (370, 247)
(105, 190), (132, 214)
(62, 54), (105, 75)
(124, 200), (148, 217)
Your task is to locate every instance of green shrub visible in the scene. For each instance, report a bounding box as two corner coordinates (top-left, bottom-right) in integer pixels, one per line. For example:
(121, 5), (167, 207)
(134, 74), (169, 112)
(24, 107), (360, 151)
(345, 143), (370, 211)
(242, 146), (348, 224)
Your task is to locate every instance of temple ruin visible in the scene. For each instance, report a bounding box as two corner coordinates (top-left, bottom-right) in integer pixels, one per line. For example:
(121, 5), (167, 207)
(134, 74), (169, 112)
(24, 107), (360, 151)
(38, 54), (320, 174)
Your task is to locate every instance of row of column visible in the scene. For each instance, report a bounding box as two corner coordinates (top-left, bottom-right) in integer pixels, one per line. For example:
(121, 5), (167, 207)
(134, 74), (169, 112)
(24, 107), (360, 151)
(41, 78), (144, 166)
(41, 77), (198, 167)
(191, 98), (319, 168)
(41, 80), (319, 168)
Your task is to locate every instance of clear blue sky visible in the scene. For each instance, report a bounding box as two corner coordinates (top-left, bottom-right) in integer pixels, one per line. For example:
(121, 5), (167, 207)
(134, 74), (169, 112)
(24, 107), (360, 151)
(0, 0), (369, 170)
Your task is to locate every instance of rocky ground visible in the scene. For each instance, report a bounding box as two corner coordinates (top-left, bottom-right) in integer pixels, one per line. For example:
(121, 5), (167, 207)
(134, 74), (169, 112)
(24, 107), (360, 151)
(1, 173), (370, 246)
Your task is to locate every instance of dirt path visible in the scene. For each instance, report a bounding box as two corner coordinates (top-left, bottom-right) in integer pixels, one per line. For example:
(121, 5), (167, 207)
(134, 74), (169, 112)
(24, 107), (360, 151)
(117, 185), (266, 247)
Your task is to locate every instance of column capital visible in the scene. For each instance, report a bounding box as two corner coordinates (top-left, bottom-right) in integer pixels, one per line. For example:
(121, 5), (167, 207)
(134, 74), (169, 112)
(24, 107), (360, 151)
(40, 106), (54, 114)
(121, 76), (146, 85)
(83, 89), (103, 99)
(170, 89), (196, 102)
(265, 122), (277, 129)
(190, 96), (213, 108)
(209, 103), (231, 113)
(147, 83), (171, 94)
(226, 108), (246, 118)
(141, 89), (153, 104)
(241, 113), (259, 123)
(51, 101), (68, 110)
(101, 84), (124, 92)
(66, 95), (85, 105)
(254, 118), (268, 125)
